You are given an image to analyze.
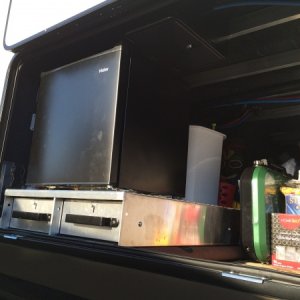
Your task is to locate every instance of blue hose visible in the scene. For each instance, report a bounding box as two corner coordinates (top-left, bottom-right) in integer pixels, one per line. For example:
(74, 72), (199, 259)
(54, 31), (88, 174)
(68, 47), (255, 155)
(215, 1), (300, 10)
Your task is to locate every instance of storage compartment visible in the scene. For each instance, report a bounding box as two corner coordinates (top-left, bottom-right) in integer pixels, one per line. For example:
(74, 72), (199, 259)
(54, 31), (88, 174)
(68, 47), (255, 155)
(2, 1), (300, 293)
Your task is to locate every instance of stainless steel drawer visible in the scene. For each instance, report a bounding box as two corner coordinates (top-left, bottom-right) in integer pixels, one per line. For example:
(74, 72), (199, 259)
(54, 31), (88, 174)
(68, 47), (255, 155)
(60, 199), (123, 242)
(10, 197), (55, 233)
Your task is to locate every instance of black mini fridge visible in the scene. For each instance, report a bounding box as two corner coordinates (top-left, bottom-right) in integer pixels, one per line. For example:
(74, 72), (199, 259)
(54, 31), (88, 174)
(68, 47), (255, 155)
(25, 44), (188, 194)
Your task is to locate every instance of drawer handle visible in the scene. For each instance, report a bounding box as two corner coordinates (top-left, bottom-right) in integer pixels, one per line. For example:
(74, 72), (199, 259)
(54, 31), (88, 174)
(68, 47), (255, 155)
(12, 211), (51, 222)
(65, 214), (119, 228)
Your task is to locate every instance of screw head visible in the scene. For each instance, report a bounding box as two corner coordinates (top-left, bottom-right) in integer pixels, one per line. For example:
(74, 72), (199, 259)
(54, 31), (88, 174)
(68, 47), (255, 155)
(138, 221), (143, 227)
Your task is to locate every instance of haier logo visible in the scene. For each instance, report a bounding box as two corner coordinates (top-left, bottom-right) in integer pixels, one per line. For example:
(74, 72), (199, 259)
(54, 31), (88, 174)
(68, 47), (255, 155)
(99, 67), (109, 74)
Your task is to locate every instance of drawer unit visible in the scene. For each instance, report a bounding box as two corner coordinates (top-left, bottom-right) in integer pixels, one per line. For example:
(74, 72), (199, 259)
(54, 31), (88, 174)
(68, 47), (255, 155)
(0, 189), (240, 247)
(1, 189), (124, 237)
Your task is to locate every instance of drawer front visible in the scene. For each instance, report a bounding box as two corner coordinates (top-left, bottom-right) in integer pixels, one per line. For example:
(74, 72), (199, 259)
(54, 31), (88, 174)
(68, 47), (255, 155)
(10, 198), (54, 233)
(60, 200), (123, 242)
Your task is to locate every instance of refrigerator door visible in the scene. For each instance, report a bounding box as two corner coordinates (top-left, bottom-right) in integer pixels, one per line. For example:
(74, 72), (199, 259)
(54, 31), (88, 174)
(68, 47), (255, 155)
(26, 46), (123, 186)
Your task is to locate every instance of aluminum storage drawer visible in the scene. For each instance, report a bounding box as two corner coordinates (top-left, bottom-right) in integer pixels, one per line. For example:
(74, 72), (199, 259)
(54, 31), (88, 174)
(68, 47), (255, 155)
(10, 197), (53, 233)
(60, 199), (123, 242)
(1, 196), (62, 234)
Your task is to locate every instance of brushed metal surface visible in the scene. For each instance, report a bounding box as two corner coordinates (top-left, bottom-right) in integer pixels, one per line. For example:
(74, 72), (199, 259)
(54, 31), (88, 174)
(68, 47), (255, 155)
(60, 199), (123, 242)
(10, 197), (54, 233)
(0, 197), (14, 229)
(49, 198), (63, 235)
(120, 193), (239, 247)
(5, 189), (125, 200)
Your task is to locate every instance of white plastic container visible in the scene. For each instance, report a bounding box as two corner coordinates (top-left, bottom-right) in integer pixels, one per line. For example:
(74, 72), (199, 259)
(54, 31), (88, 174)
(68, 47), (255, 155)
(185, 125), (226, 205)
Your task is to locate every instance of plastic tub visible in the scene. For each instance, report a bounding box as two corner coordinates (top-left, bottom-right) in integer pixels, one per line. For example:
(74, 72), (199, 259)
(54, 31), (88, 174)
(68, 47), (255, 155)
(185, 125), (226, 205)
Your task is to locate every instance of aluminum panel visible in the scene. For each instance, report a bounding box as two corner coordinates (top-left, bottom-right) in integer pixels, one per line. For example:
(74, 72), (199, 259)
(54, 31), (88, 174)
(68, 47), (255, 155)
(120, 193), (240, 247)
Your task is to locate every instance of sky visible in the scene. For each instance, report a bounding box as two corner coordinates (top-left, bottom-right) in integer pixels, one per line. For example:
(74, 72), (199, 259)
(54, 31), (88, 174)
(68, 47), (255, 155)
(6, 0), (105, 45)
(0, 0), (106, 104)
